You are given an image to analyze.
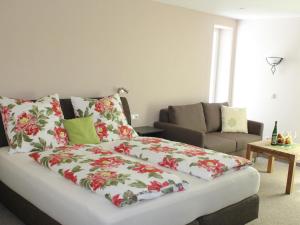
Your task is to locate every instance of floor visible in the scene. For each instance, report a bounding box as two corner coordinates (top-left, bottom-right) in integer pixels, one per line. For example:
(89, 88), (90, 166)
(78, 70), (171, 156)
(247, 157), (300, 225)
(0, 157), (299, 225)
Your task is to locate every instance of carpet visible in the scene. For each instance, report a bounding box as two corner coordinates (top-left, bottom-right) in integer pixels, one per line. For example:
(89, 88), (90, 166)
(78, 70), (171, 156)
(247, 157), (300, 225)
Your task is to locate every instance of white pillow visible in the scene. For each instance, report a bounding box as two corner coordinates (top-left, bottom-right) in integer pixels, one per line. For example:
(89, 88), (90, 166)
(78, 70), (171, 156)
(71, 94), (138, 142)
(0, 94), (68, 153)
(221, 106), (248, 133)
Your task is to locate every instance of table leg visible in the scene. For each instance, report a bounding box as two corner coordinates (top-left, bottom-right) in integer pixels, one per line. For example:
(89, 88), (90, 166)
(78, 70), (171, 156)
(286, 156), (296, 194)
(267, 156), (275, 173)
(246, 145), (253, 161)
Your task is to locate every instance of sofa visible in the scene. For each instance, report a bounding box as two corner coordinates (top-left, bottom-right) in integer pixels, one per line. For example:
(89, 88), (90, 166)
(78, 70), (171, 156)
(154, 102), (264, 157)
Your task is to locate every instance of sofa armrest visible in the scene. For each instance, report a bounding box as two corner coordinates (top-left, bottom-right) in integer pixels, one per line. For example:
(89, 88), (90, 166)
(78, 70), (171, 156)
(153, 122), (205, 148)
(248, 120), (264, 137)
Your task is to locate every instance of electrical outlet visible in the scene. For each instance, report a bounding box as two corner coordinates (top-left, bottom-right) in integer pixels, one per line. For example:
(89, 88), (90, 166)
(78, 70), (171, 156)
(271, 93), (277, 99)
(131, 114), (139, 120)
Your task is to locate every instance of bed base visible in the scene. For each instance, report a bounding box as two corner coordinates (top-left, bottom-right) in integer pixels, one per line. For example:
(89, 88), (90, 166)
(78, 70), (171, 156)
(0, 181), (259, 225)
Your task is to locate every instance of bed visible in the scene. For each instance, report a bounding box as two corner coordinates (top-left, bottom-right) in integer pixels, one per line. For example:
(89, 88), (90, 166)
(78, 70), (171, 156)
(0, 97), (260, 225)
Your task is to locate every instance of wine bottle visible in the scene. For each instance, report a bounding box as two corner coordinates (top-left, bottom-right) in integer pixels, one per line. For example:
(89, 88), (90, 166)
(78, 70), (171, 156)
(271, 121), (278, 145)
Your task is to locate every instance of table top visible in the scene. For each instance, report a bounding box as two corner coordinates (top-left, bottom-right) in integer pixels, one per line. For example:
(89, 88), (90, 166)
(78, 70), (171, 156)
(248, 140), (300, 159)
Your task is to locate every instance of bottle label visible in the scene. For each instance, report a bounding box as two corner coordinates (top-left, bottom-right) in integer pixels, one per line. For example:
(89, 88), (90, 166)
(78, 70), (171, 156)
(271, 135), (277, 145)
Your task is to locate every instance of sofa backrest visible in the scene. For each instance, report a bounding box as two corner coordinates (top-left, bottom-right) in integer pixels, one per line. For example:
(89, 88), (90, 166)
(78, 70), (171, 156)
(168, 103), (207, 133)
(202, 102), (228, 132)
(159, 109), (169, 123)
(159, 102), (228, 133)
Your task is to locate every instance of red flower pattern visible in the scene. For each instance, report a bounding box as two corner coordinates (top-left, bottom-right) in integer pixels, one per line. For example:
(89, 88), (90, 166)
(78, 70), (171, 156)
(24, 123), (40, 136)
(28, 142), (196, 207)
(64, 170), (77, 183)
(89, 171), (118, 191)
(54, 127), (68, 145)
(132, 164), (163, 174)
(112, 194), (123, 207)
(29, 152), (41, 162)
(139, 137), (161, 144)
(94, 98), (114, 114)
(147, 181), (169, 192)
(56, 144), (84, 151)
(90, 157), (124, 168)
(159, 156), (178, 170)
(89, 147), (113, 155)
(178, 184), (185, 192)
(49, 155), (62, 166)
(179, 149), (207, 157)
(118, 125), (133, 139)
(114, 143), (131, 154)
(49, 153), (74, 166)
(94, 101), (105, 114)
(15, 112), (40, 136)
(94, 122), (108, 141)
(197, 159), (226, 175)
(51, 99), (63, 117)
(149, 146), (176, 153)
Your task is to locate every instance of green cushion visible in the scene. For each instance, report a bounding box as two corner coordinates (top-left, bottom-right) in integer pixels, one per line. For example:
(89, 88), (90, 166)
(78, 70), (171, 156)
(63, 117), (100, 144)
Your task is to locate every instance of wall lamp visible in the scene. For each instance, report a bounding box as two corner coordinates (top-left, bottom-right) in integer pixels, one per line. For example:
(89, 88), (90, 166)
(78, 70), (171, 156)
(117, 87), (129, 95)
(266, 57), (283, 75)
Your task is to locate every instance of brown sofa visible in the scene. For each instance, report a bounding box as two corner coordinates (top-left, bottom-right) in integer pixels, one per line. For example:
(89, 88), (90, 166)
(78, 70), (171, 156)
(154, 102), (264, 156)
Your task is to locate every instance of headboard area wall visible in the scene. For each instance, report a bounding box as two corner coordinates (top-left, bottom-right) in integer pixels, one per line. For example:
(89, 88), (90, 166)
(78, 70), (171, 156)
(0, 97), (131, 148)
(0, 0), (237, 127)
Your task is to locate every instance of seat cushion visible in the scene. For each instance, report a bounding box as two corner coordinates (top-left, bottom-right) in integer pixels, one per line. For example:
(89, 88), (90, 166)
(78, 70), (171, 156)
(209, 132), (261, 151)
(204, 133), (236, 153)
(168, 103), (207, 132)
(202, 102), (228, 132)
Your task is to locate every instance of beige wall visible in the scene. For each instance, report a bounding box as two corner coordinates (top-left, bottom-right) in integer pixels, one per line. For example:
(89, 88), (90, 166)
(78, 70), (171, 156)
(0, 0), (237, 126)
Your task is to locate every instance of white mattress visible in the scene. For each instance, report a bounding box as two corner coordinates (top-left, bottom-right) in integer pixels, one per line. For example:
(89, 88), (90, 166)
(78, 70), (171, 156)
(0, 147), (260, 225)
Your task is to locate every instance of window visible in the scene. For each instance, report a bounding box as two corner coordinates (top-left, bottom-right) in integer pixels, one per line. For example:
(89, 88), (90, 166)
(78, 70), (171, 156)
(209, 25), (234, 103)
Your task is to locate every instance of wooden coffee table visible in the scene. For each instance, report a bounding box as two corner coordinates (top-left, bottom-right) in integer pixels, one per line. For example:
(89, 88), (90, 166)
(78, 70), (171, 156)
(246, 140), (300, 194)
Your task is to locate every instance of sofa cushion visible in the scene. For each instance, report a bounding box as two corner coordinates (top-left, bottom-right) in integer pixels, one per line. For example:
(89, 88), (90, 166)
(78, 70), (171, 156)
(221, 106), (248, 133)
(159, 109), (169, 123)
(204, 133), (236, 153)
(209, 132), (261, 151)
(168, 103), (207, 132)
(202, 102), (228, 132)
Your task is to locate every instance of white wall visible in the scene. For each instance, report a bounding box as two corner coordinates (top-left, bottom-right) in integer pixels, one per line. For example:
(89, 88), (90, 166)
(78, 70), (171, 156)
(233, 18), (300, 140)
(214, 28), (233, 103)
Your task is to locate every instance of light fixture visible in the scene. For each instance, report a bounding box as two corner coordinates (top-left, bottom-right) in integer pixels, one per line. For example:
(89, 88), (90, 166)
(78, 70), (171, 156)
(117, 87), (129, 95)
(266, 57), (283, 75)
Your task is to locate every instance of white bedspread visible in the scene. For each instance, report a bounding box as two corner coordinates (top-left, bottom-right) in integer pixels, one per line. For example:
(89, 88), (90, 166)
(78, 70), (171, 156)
(0, 147), (260, 225)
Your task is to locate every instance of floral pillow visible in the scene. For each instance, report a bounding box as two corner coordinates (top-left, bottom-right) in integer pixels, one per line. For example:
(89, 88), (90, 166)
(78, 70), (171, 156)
(0, 94), (68, 153)
(71, 94), (138, 142)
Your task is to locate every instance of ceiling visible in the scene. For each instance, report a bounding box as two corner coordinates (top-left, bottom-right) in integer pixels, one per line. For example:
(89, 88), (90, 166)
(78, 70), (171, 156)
(156, 0), (300, 20)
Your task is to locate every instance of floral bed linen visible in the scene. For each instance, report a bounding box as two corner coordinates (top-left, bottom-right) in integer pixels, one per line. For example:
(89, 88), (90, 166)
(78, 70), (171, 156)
(0, 94), (68, 154)
(71, 94), (138, 142)
(29, 144), (187, 207)
(109, 137), (252, 180)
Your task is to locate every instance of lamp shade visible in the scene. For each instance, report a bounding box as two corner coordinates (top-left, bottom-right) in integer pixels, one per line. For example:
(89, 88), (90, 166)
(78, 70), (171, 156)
(266, 57), (283, 66)
(266, 57), (283, 75)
